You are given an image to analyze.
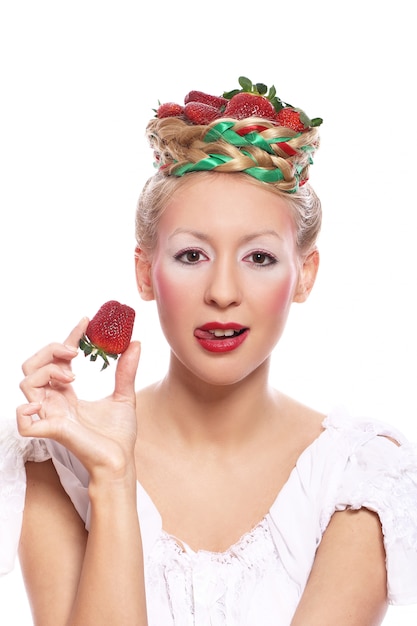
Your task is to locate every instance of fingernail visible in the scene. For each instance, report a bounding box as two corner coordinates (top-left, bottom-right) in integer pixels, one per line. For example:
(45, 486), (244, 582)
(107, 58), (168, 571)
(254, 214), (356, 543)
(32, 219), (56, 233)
(24, 402), (41, 415)
(64, 345), (78, 354)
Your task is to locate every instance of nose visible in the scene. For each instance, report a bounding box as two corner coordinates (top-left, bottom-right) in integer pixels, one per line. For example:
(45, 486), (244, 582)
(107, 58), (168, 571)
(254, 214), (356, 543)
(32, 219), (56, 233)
(204, 258), (242, 308)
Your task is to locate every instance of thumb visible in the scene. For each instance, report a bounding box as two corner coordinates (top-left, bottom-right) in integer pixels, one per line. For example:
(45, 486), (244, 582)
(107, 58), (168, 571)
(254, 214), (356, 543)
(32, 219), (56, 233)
(113, 341), (141, 401)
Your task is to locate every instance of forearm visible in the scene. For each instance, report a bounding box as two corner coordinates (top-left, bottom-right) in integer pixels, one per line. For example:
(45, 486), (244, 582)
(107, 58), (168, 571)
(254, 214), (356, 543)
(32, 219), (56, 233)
(69, 468), (148, 626)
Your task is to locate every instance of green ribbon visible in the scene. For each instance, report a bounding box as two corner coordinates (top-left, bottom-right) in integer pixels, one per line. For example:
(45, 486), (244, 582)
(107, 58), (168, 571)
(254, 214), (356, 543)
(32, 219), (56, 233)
(204, 121), (302, 155)
(173, 153), (296, 187)
(173, 154), (232, 175)
(159, 121), (312, 193)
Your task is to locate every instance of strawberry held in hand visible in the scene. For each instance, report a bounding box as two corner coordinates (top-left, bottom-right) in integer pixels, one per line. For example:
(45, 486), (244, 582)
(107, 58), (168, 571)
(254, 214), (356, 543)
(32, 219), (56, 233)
(79, 300), (136, 370)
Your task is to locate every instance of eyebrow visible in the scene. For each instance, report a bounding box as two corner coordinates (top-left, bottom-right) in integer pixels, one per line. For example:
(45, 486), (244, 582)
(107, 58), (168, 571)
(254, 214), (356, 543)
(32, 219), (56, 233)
(168, 228), (283, 243)
(168, 228), (210, 242)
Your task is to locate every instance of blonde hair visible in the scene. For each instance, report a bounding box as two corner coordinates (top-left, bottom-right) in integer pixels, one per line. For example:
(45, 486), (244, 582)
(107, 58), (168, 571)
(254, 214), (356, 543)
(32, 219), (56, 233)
(136, 116), (322, 256)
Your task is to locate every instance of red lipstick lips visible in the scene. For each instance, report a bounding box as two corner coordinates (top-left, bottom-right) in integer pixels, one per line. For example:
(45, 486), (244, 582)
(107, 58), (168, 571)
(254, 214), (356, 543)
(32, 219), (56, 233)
(194, 323), (249, 353)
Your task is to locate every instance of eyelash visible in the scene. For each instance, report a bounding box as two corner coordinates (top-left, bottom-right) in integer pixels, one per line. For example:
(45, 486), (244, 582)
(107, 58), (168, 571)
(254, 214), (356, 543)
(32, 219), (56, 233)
(174, 248), (278, 267)
(243, 251), (278, 267)
(174, 248), (208, 264)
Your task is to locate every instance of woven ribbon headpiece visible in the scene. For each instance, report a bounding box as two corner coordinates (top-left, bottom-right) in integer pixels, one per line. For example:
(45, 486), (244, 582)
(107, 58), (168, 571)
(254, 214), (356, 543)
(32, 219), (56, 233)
(153, 120), (316, 193)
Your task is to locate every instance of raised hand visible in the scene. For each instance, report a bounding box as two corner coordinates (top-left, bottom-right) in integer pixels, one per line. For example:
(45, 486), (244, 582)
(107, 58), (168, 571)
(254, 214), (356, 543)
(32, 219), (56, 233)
(16, 317), (141, 479)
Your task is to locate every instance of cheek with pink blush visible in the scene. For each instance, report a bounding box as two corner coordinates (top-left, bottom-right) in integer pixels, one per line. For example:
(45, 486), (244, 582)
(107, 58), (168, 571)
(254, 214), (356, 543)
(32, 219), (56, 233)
(151, 264), (196, 318)
(256, 274), (299, 317)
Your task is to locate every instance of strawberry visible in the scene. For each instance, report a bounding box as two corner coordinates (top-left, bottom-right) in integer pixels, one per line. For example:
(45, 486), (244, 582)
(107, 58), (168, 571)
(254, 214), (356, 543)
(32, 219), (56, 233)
(79, 300), (136, 370)
(153, 77), (323, 130)
(276, 107), (324, 131)
(184, 101), (223, 125)
(222, 76), (281, 121)
(156, 102), (185, 118)
(275, 107), (306, 131)
(184, 90), (228, 110)
(224, 92), (276, 120)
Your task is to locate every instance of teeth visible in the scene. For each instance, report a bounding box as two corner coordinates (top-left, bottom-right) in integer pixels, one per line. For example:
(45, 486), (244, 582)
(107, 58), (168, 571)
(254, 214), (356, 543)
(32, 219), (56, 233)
(209, 329), (237, 337)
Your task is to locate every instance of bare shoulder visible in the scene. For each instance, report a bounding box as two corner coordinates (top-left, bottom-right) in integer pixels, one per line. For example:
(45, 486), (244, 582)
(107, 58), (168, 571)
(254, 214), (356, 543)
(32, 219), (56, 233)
(276, 391), (326, 441)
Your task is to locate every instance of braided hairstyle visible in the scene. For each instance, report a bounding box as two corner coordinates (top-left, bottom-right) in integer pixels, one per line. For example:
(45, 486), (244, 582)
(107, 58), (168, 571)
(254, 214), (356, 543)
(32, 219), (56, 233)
(136, 115), (322, 256)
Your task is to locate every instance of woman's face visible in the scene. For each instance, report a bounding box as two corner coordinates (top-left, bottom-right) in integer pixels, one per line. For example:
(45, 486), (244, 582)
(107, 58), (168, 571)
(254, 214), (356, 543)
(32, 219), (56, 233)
(137, 173), (317, 386)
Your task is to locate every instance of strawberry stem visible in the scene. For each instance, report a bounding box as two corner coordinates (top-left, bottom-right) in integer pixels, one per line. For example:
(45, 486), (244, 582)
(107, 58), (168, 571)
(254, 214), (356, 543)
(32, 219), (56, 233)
(79, 334), (119, 371)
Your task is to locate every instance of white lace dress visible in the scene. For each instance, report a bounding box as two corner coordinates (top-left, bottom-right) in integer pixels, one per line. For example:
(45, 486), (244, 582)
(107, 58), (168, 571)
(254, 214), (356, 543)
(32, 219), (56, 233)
(1, 410), (417, 625)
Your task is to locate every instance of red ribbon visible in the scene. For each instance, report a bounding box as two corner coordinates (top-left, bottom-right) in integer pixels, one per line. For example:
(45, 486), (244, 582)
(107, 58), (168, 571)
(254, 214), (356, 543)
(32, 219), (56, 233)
(278, 142), (298, 156)
(235, 125), (269, 136)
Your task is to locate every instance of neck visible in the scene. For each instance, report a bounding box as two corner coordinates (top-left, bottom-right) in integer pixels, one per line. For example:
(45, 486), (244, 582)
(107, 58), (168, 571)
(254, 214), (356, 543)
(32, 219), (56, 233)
(154, 355), (281, 449)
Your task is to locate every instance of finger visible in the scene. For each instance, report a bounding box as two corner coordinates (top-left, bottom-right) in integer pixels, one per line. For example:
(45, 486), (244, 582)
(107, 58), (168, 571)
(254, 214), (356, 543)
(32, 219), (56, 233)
(20, 364), (76, 404)
(62, 317), (89, 349)
(22, 343), (79, 376)
(113, 341), (141, 402)
(16, 402), (43, 437)
(17, 404), (118, 472)
(22, 318), (88, 375)
(16, 402), (69, 441)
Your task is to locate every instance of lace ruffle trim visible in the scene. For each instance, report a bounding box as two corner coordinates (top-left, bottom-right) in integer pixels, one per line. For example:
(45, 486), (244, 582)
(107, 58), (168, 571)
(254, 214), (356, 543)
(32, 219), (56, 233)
(320, 436), (417, 550)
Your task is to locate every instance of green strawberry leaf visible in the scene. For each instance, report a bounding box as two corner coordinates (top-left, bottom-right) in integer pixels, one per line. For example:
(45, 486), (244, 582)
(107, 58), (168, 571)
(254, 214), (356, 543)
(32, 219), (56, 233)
(310, 117), (323, 127)
(294, 109), (323, 128)
(238, 76), (253, 92)
(79, 336), (93, 356)
(268, 85), (277, 100)
(255, 82), (267, 95)
(222, 88), (240, 100)
(271, 97), (284, 112)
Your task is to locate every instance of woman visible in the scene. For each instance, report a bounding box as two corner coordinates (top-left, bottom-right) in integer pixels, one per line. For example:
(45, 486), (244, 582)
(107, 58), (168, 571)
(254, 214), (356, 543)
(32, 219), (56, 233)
(2, 77), (417, 625)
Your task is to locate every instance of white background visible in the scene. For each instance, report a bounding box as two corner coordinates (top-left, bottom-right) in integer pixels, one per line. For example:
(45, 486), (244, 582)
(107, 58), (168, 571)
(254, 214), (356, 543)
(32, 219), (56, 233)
(1, 0), (416, 623)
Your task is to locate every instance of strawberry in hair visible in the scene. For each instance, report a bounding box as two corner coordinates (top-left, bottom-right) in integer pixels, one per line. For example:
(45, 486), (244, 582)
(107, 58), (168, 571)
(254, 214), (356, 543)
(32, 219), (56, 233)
(222, 76), (280, 120)
(276, 107), (323, 131)
(156, 102), (185, 118)
(184, 90), (228, 110)
(184, 101), (223, 125)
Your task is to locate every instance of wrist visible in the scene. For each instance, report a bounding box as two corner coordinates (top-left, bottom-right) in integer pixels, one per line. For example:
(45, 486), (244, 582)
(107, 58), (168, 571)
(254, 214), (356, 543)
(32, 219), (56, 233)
(88, 458), (137, 498)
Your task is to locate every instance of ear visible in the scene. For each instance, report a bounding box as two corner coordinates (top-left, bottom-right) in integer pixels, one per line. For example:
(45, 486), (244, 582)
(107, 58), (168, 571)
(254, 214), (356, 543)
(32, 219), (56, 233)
(135, 246), (155, 301)
(293, 248), (320, 303)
